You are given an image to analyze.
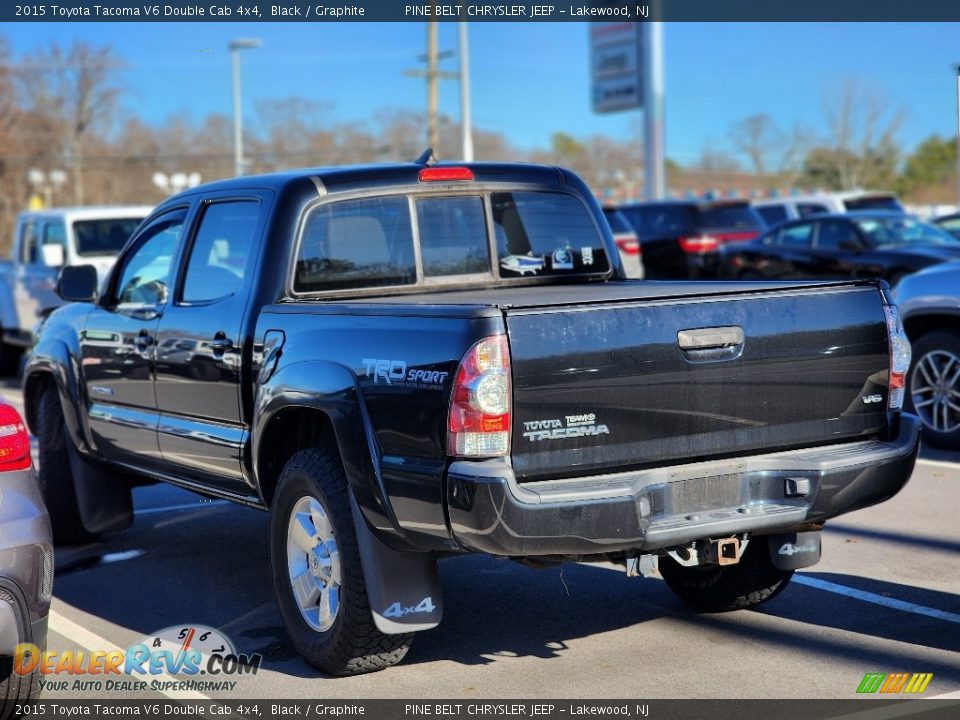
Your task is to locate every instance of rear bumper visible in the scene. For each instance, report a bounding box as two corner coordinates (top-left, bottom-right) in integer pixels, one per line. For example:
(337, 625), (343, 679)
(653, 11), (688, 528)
(446, 413), (920, 556)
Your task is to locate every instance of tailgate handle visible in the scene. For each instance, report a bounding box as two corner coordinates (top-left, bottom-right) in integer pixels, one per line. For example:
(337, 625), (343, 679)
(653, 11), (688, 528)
(678, 326), (744, 349)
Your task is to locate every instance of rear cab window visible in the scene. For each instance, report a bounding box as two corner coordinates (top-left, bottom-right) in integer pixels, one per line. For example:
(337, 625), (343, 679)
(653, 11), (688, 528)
(843, 196), (904, 212)
(293, 190), (609, 294)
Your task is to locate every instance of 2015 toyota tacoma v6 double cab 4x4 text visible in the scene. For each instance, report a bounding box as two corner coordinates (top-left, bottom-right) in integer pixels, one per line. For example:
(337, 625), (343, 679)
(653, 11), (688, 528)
(24, 158), (919, 675)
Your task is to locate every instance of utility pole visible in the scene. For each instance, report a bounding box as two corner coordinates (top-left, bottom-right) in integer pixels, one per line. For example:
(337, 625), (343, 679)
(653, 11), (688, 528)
(459, 21), (474, 161)
(405, 17), (458, 157)
(643, 22), (665, 200)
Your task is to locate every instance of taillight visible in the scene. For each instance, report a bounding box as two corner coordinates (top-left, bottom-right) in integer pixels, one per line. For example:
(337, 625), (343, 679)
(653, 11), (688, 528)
(615, 237), (641, 256)
(419, 167), (474, 182)
(448, 335), (511, 457)
(0, 404), (31, 471)
(884, 305), (911, 411)
(678, 235), (719, 253)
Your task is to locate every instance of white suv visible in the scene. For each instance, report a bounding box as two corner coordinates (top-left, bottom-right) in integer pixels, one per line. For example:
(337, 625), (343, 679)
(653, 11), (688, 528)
(753, 191), (904, 226)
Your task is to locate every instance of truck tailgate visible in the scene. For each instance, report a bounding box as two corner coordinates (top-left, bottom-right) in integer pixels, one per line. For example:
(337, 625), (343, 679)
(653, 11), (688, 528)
(506, 284), (889, 482)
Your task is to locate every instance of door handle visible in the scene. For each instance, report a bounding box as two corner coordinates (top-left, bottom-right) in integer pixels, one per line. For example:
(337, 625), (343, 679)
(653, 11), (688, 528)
(209, 334), (234, 354)
(677, 326), (744, 363)
(135, 330), (155, 352)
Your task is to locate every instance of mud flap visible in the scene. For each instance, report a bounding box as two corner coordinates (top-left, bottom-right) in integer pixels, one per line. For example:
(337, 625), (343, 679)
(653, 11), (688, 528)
(66, 441), (133, 534)
(349, 493), (442, 634)
(767, 531), (822, 571)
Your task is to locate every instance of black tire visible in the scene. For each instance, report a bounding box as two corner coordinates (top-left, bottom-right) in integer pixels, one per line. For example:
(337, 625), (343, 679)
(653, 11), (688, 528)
(905, 331), (960, 450)
(270, 448), (413, 676)
(36, 386), (97, 545)
(0, 657), (40, 720)
(0, 342), (22, 379)
(659, 539), (793, 612)
(0, 591), (42, 720)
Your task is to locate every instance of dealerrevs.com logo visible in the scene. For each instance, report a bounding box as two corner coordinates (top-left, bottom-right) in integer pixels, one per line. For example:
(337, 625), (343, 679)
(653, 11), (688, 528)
(14, 624), (261, 693)
(856, 672), (934, 694)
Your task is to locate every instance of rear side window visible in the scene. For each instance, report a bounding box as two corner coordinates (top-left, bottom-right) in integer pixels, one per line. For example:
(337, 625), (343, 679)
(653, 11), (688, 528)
(182, 201), (259, 303)
(417, 197), (489, 277)
(696, 204), (763, 229)
(756, 205), (788, 226)
(296, 197), (415, 292)
(74, 218), (144, 256)
(844, 196), (903, 212)
(492, 192), (609, 276)
(634, 205), (695, 236)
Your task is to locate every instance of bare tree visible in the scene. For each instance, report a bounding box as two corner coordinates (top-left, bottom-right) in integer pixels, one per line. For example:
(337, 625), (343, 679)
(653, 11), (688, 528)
(16, 40), (125, 204)
(729, 113), (812, 180)
(822, 78), (904, 190)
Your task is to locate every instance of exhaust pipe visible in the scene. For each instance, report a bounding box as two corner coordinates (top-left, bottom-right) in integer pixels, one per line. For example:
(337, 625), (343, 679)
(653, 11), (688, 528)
(703, 537), (741, 566)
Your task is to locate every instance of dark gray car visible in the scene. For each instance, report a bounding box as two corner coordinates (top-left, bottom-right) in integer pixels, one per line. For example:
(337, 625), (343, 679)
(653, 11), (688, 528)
(894, 261), (960, 449)
(0, 402), (52, 713)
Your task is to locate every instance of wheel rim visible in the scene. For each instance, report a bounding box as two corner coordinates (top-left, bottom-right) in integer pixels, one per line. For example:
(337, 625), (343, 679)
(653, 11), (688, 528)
(286, 496), (341, 632)
(910, 349), (960, 434)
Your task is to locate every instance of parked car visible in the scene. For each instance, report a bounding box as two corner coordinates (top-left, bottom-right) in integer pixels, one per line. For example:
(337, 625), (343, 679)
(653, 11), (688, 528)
(27, 160), (918, 676)
(618, 200), (764, 278)
(0, 402), (52, 711)
(719, 211), (960, 285)
(0, 206), (152, 376)
(893, 262), (960, 449)
(931, 212), (960, 240)
(753, 191), (904, 226)
(602, 206), (644, 278)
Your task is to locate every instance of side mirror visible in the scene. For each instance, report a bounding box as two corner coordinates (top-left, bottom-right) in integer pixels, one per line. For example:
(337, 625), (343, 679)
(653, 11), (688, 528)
(41, 244), (65, 268)
(56, 265), (98, 303)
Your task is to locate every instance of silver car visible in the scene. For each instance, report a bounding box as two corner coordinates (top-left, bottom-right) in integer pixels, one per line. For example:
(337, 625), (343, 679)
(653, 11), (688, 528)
(0, 402), (52, 709)
(893, 262), (960, 449)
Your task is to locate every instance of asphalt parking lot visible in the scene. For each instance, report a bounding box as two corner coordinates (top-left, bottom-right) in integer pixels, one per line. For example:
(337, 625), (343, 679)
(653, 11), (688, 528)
(2, 381), (958, 701)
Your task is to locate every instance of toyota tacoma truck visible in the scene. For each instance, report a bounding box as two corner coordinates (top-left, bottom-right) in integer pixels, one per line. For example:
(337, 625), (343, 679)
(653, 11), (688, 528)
(23, 159), (919, 676)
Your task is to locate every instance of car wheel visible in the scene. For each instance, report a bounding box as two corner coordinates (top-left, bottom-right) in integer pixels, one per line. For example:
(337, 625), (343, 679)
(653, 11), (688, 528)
(659, 539), (793, 612)
(36, 386), (98, 545)
(906, 331), (960, 450)
(270, 448), (413, 676)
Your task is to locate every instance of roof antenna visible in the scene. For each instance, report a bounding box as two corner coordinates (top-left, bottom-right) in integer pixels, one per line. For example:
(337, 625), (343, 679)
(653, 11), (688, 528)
(414, 148), (436, 166)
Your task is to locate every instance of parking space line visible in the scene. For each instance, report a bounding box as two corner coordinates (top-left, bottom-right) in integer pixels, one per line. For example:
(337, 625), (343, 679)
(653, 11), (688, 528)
(135, 501), (230, 516)
(794, 575), (960, 624)
(48, 609), (210, 700)
(915, 458), (960, 471)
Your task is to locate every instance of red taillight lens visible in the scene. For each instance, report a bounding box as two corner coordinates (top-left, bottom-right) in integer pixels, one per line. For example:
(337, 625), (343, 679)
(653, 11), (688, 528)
(615, 237), (641, 256)
(448, 335), (511, 457)
(0, 404), (31, 471)
(418, 167), (474, 182)
(884, 305), (911, 411)
(678, 235), (719, 254)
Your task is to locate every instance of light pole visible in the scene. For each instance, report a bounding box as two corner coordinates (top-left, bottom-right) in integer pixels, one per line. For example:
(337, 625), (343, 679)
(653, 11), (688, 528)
(955, 64), (960, 208)
(152, 171), (202, 197)
(458, 21), (473, 161)
(230, 38), (262, 177)
(26, 168), (67, 208)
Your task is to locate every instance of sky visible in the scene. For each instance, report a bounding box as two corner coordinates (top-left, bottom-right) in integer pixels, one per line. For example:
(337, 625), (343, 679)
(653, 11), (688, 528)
(6, 21), (960, 166)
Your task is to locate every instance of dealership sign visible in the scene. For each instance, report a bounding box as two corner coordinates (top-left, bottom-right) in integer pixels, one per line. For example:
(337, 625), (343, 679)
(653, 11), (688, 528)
(590, 22), (645, 113)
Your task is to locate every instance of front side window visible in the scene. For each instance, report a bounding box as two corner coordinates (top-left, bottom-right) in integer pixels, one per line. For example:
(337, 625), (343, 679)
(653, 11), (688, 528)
(816, 220), (860, 250)
(182, 201), (259, 303)
(777, 223), (814, 247)
(492, 192), (608, 277)
(296, 196), (415, 293)
(114, 214), (184, 307)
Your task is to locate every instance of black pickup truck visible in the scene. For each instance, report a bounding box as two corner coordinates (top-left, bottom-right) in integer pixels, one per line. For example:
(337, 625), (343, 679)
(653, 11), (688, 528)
(24, 159), (919, 676)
